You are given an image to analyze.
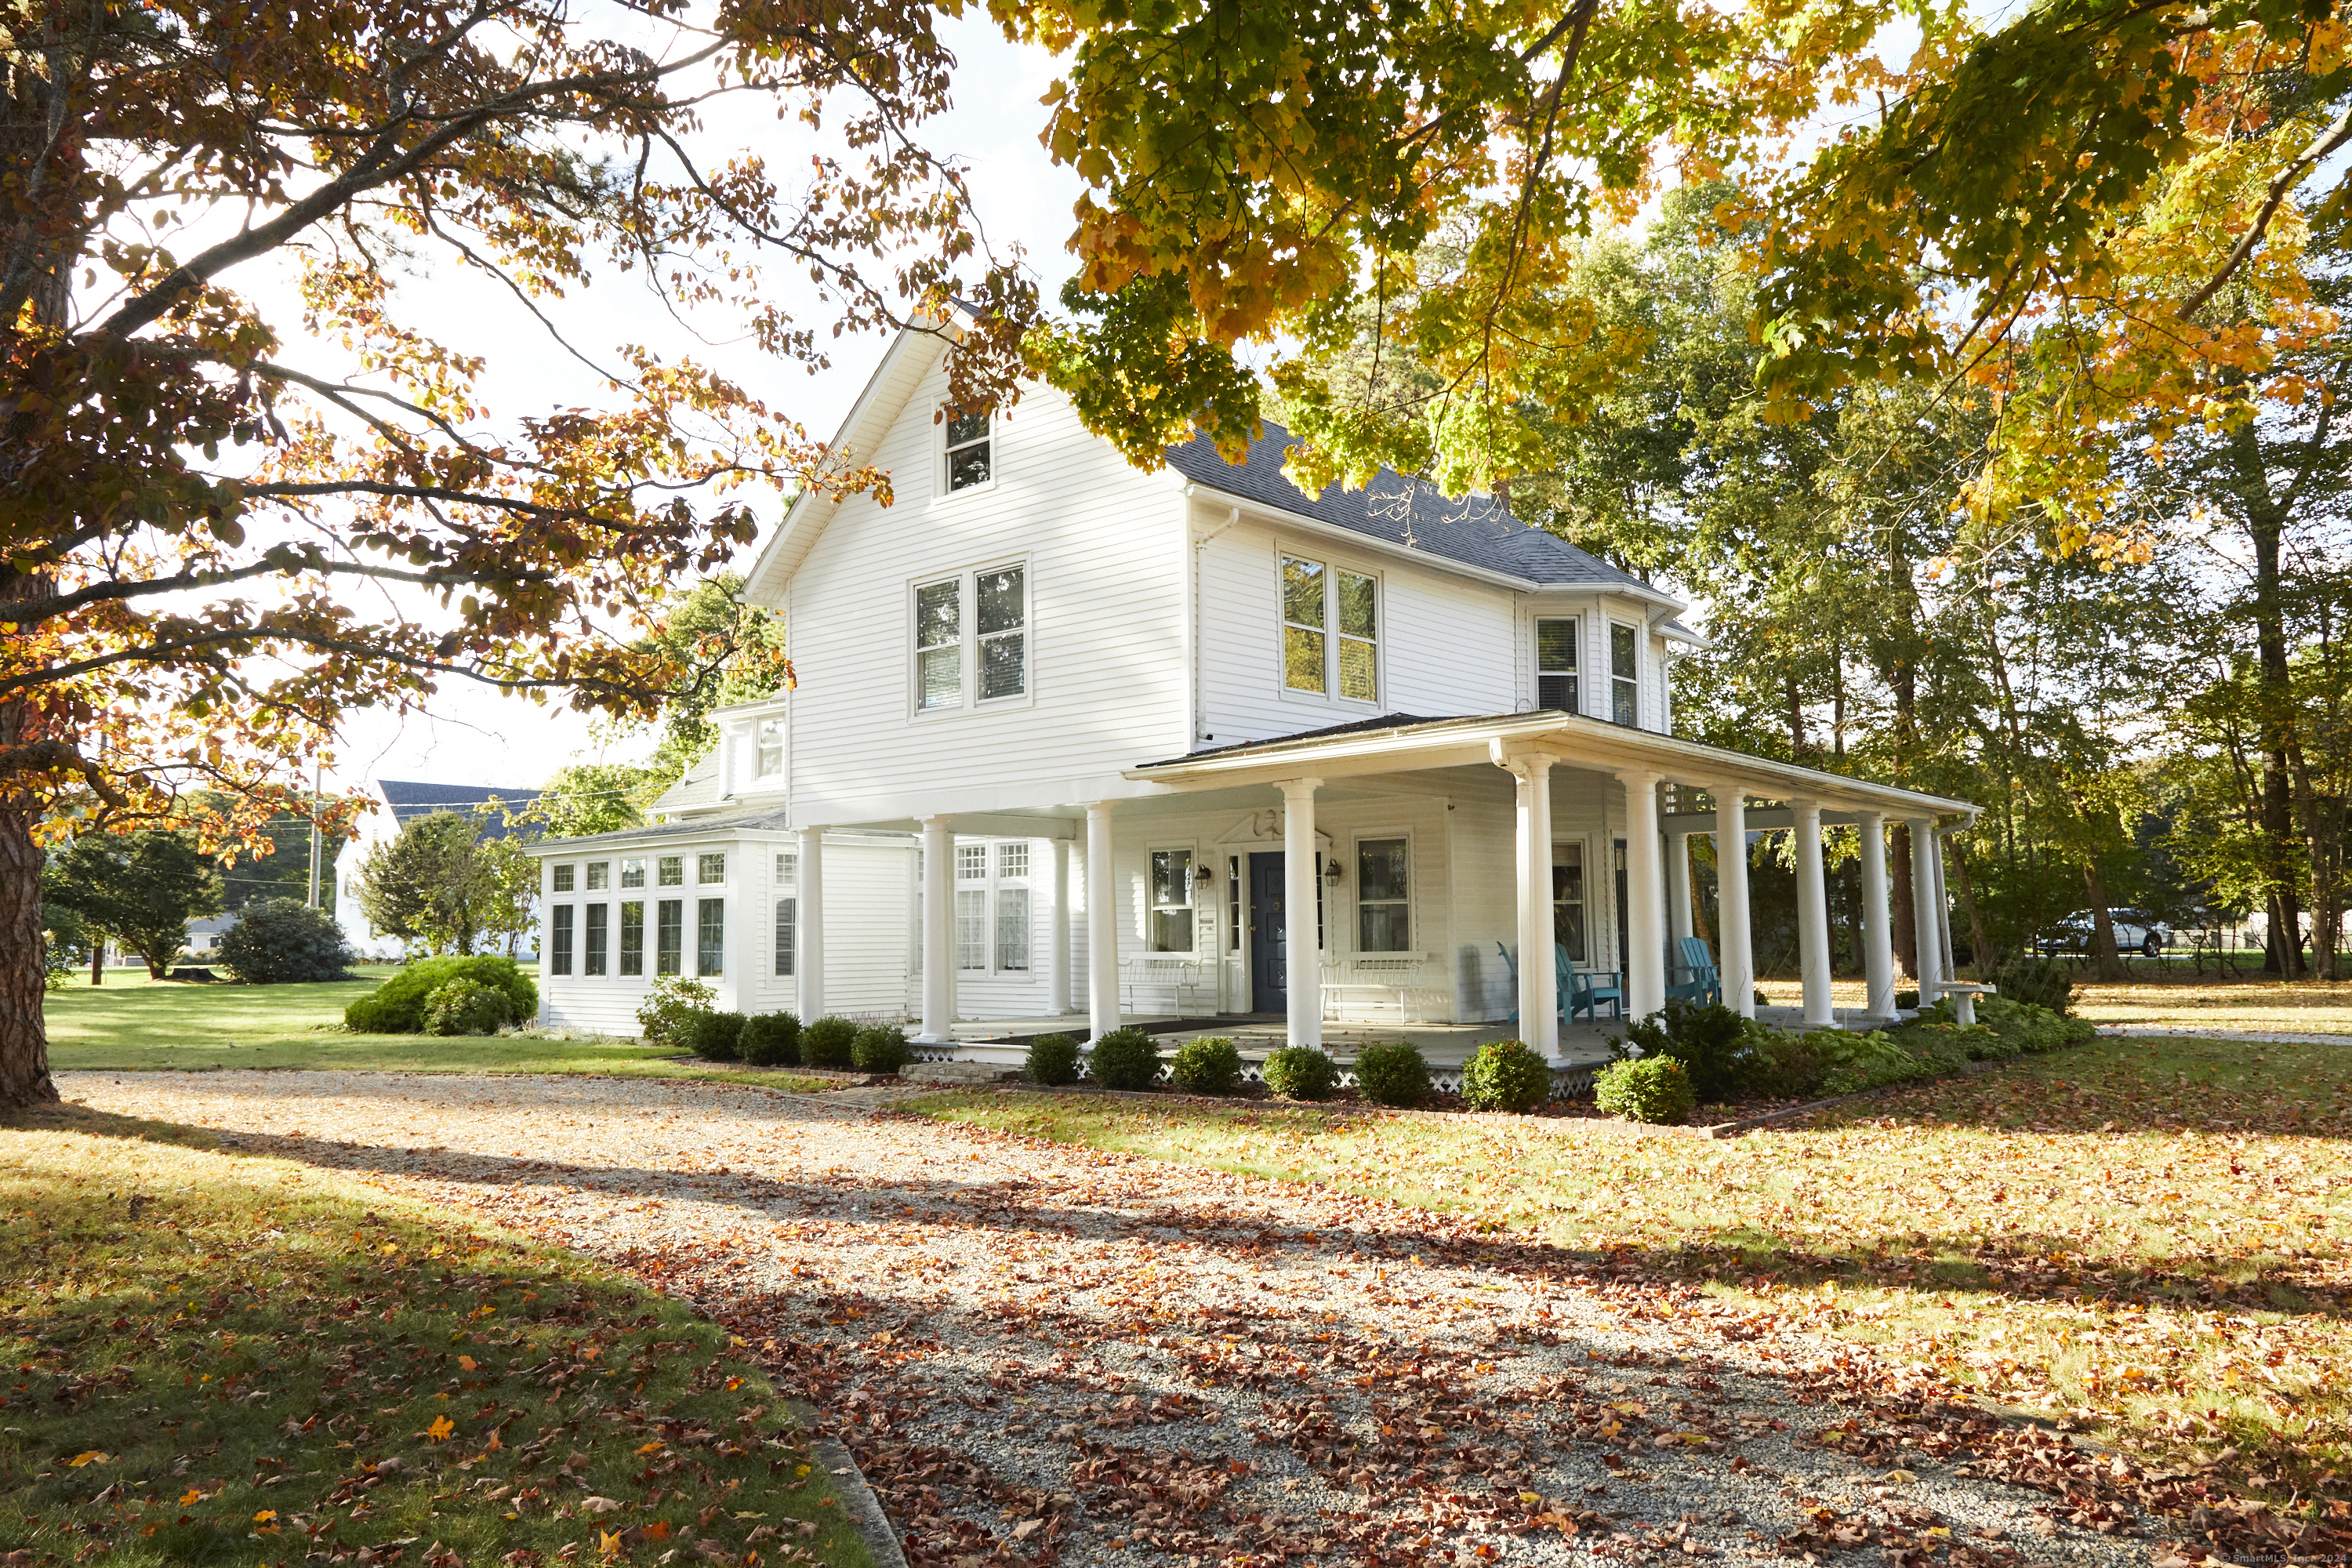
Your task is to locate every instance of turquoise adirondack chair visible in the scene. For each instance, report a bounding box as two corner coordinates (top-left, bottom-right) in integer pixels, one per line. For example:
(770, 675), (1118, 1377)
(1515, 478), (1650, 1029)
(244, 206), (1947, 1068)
(1665, 935), (1722, 1006)
(1559, 944), (1624, 1024)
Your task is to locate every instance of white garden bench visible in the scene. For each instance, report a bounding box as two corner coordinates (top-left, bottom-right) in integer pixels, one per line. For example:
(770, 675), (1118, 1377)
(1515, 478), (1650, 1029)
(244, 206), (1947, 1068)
(1320, 953), (1443, 1022)
(1120, 955), (1211, 1014)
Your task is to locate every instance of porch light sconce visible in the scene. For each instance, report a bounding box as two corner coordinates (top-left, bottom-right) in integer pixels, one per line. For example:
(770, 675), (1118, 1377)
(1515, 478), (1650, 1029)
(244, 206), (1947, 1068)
(1323, 858), (1345, 885)
(1196, 863), (1216, 887)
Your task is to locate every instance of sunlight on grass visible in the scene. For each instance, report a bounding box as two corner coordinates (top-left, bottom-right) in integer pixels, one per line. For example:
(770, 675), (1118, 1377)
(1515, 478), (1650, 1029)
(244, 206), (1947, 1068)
(922, 1034), (2352, 1504)
(0, 1110), (873, 1566)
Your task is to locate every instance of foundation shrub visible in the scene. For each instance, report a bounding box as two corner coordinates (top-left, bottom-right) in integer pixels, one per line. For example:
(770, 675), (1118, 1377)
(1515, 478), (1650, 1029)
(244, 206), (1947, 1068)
(346, 955), (538, 1034)
(1026, 1033), (1082, 1086)
(1352, 1041), (1431, 1107)
(851, 1025), (911, 1075)
(686, 1010), (749, 1062)
(1618, 1000), (1754, 1102)
(1460, 1039), (1551, 1113)
(1990, 955), (2078, 1015)
(1087, 1027), (1162, 1091)
(1262, 1045), (1338, 1102)
(1594, 1057), (1695, 1124)
(633, 975), (715, 1051)
(800, 1015), (858, 1069)
(1168, 1036), (1244, 1095)
(738, 1012), (800, 1067)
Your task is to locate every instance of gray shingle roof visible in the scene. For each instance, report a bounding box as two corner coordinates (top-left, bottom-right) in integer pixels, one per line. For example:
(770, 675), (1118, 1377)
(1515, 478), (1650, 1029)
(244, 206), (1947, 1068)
(376, 780), (534, 840)
(1163, 423), (1659, 591)
(523, 804), (793, 853)
(648, 752), (722, 815)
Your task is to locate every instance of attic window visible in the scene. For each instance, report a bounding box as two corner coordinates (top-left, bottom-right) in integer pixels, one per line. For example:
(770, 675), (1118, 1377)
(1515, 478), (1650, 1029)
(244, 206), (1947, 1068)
(755, 717), (783, 779)
(945, 409), (991, 492)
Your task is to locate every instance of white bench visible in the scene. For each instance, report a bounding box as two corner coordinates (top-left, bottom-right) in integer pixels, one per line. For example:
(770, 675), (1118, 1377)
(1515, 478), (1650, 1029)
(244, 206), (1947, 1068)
(1926, 979), (1997, 1025)
(1321, 953), (1443, 1022)
(1120, 955), (1210, 1014)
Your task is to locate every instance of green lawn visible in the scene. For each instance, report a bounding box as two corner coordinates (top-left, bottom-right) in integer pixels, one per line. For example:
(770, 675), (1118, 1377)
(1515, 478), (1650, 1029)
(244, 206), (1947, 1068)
(920, 1033), (2352, 1514)
(0, 1100), (874, 1566)
(44, 969), (829, 1092)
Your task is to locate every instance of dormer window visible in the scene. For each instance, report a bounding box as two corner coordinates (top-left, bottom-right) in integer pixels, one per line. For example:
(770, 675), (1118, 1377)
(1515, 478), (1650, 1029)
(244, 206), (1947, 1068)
(755, 717), (784, 779)
(1537, 617), (1579, 712)
(1610, 619), (1639, 726)
(945, 408), (991, 492)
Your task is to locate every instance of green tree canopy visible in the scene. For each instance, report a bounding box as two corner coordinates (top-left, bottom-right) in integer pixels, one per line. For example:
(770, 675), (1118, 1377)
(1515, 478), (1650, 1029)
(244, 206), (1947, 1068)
(43, 832), (223, 978)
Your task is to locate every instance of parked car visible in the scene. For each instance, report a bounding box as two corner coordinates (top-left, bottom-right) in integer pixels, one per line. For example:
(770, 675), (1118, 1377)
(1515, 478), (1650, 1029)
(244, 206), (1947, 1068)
(2038, 909), (2169, 957)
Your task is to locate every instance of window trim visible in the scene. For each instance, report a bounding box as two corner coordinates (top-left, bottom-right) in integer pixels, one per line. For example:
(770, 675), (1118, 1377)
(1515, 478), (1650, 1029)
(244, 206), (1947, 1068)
(753, 715), (785, 780)
(551, 863), (576, 894)
(1352, 832), (1413, 954)
(935, 404), (997, 501)
(1608, 618), (1641, 728)
(908, 559), (1034, 719)
(1276, 543), (1382, 710)
(1535, 614), (1581, 714)
(1146, 844), (1197, 954)
(549, 904), (575, 976)
(1552, 834), (1593, 967)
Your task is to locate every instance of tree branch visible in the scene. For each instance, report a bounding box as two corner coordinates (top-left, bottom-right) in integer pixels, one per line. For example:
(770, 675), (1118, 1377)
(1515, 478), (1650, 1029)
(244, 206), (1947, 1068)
(2178, 99), (2352, 319)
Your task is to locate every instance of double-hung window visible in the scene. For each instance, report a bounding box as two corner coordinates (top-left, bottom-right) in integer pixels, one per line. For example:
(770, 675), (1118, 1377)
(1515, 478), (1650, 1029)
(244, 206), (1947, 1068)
(584, 902), (608, 976)
(955, 844), (988, 971)
(773, 851), (798, 978)
(1149, 849), (1193, 953)
(944, 408), (992, 492)
(655, 899), (683, 975)
(696, 899), (725, 977)
(995, 843), (1029, 971)
(914, 564), (1027, 712)
(619, 901), (644, 976)
(755, 717), (784, 779)
(1356, 838), (1410, 952)
(1553, 843), (1588, 963)
(1610, 621), (1639, 726)
(1537, 617), (1579, 712)
(550, 905), (575, 975)
(1280, 554), (1377, 700)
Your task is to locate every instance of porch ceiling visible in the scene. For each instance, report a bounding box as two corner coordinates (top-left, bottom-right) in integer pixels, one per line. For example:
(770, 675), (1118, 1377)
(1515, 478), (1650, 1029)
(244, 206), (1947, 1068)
(1126, 711), (1977, 821)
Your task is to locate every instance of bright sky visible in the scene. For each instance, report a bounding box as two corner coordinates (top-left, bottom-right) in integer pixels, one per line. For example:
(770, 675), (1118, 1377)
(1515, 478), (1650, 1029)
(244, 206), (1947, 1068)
(321, 13), (1084, 793)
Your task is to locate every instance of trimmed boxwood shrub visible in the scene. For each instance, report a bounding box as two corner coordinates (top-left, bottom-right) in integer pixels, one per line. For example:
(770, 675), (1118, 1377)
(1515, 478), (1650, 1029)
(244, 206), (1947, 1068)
(634, 975), (717, 1051)
(1168, 1036), (1244, 1095)
(1619, 1000), (1752, 1103)
(801, 1015), (858, 1069)
(1353, 1040), (1430, 1108)
(1262, 1045), (1338, 1102)
(422, 978), (514, 1036)
(686, 1010), (748, 1062)
(346, 955), (538, 1033)
(739, 1012), (800, 1067)
(851, 1025), (911, 1074)
(1087, 1027), (1161, 1091)
(1594, 1057), (1695, 1124)
(216, 898), (354, 984)
(1026, 1033), (1082, 1086)
(1461, 1038), (1551, 1113)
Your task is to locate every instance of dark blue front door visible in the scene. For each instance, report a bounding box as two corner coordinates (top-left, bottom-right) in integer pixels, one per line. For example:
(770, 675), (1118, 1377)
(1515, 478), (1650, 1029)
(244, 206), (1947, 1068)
(1249, 852), (1286, 1014)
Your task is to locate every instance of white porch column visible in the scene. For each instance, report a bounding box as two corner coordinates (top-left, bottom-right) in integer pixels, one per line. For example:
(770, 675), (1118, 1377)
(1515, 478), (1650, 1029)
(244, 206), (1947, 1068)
(1509, 757), (1559, 1058)
(1713, 786), (1755, 1018)
(920, 815), (953, 1040)
(1618, 770), (1667, 1018)
(796, 825), (825, 1021)
(1048, 835), (1074, 1014)
(1857, 810), (1896, 1021)
(1279, 778), (1323, 1047)
(1909, 815), (1944, 998)
(1086, 803), (1120, 1039)
(1667, 831), (1693, 945)
(1792, 800), (1835, 1028)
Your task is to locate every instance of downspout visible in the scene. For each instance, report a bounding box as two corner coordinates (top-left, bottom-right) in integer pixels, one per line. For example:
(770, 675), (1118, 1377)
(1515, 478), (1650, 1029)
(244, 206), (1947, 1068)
(1192, 502), (1242, 747)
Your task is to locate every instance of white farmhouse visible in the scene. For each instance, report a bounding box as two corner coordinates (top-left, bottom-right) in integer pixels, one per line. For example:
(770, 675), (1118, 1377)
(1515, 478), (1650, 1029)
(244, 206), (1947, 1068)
(525, 319), (1977, 1062)
(334, 779), (538, 960)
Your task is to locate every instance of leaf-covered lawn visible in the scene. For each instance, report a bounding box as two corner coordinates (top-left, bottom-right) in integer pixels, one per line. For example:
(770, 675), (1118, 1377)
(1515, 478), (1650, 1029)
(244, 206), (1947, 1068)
(922, 1034), (2352, 1510)
(0, 1102), (873, 1567)
(43, 969), (829, 1092)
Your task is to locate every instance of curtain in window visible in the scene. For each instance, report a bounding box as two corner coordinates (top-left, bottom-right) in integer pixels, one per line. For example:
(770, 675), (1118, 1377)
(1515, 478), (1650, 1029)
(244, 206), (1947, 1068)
(956, 890), (988, 970)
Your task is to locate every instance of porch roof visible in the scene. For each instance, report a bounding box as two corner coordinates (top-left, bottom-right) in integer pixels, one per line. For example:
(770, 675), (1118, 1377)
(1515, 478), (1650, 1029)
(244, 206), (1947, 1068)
(1127, 712), (1978, 820)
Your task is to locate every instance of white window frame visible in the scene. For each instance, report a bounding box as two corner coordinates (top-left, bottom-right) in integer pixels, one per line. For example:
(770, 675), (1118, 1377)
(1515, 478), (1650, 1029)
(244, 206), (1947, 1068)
(754, 717), (785, 780)
(955, 843), (989, 971)
(1536, 615), (1580, 714)
(936, 405), (997, 500)
(1552, 834), (1593, 967)
(996, 842), (1031, 973)
(698, 851), (727, 886)
(551, 862), (576, 894)
(1608, 619), (1641, 728)
(909, 561), (1033, 718)
(1276, 544), (1381, 709)
(1352, 831), (1413, 954)
(1147, 845), (1196, 954)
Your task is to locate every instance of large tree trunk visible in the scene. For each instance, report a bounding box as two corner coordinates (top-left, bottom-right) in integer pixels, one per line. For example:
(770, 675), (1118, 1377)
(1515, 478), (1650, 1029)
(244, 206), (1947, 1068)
(2229, 415), (2307, 981)
(2082, 862), (2129, 982)
(0, 802), (56, 1105)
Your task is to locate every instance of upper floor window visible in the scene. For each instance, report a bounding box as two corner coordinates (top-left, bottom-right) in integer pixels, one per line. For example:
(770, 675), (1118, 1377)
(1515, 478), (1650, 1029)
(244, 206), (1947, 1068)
(945, 408), (992, 492)
(1609, 621), (1639, 726)
(698, 851), (727, 885)
(552, 863), (575, 893)
(913, 565), (1028, 713)
(1537, 617), (1579, 713)
(755, 717), (784, 779)
(1281, 555), (1378, 701)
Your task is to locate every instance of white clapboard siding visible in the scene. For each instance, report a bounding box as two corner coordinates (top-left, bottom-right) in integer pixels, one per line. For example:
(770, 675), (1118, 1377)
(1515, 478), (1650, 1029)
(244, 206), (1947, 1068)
(782, 365), (1188, 823)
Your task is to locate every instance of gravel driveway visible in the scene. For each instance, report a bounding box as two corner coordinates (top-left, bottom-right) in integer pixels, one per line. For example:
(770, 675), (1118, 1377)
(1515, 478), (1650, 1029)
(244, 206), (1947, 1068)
(61, 1071), (2161, 1567)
